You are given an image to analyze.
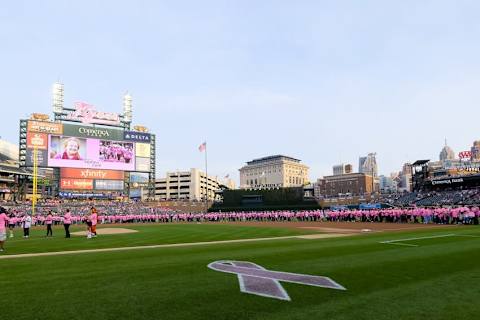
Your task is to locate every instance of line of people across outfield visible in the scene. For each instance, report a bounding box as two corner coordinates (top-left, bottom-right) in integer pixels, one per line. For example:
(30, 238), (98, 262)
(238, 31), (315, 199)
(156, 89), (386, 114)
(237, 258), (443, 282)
(2, 207), (480, 227)
(2, 206), (479, 252)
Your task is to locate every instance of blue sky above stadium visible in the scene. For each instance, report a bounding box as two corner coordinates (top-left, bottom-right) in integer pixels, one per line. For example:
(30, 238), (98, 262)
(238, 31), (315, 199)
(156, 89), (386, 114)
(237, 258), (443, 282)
(1, 0), (480, 181)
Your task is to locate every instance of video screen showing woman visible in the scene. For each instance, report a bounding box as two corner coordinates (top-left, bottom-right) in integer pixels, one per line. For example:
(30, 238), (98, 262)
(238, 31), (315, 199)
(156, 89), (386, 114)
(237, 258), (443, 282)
(49, 136), (87, 160)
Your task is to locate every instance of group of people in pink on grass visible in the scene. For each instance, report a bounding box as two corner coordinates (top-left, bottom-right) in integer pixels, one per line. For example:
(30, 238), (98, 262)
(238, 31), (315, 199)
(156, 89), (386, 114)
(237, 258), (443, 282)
(2, 204), (479, 252)
(3, 206), (480, 227)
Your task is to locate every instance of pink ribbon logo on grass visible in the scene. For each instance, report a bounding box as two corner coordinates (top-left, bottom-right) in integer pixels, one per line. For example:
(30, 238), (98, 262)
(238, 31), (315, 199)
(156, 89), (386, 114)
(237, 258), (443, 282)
(208, 260), (346, 301)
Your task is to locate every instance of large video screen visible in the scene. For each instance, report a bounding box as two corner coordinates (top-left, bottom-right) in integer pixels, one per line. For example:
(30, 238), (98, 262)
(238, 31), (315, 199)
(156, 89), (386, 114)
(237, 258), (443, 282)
(25, 121), (152, 174)
(48, 135), (135, 171)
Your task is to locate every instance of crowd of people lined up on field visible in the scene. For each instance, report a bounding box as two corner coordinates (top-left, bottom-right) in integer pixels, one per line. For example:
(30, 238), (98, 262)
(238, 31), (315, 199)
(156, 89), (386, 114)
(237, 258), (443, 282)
(2, 204), (480, 227)
(2, 202), (480, 251)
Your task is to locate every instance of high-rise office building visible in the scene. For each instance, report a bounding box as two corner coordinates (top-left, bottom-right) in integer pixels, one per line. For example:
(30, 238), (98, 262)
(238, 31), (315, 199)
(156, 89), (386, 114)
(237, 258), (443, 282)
(359, 153), (378, 178)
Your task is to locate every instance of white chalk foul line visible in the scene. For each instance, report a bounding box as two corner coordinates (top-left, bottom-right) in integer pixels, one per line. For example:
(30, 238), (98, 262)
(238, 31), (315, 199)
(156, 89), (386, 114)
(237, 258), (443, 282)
(0, 236), (300, 260)
(383, 242), (419, 247)
(0, 233), (352, 260)
(379, 233), (457, 246)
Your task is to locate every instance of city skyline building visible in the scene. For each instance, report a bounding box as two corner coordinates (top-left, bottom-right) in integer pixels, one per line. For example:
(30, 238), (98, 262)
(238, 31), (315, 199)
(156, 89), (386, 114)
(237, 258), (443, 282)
(239, 155), (309, 189)
(333, 163), (353, 175)
(471, 140), (480, 161)
(315, 173), (375, 197)
(359, 153), (378, 178)
(155, 168), (228, 201)
(439, 139), (456, 161)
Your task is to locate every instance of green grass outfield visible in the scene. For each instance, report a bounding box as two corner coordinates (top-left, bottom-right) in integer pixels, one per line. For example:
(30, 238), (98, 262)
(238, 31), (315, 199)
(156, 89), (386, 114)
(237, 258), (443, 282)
(1, 223), (480, 320)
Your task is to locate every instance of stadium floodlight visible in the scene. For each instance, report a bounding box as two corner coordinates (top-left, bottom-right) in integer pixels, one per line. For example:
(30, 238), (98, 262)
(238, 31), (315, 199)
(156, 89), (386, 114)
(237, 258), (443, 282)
(52, 82), (64, 114)
(123, 92), (132, 123)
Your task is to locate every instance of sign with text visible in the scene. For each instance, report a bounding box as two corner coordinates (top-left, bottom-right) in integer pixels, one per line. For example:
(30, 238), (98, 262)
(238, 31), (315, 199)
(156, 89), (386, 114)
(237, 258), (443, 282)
(61, 168), (124, 180)
(94, 180), (124, 190)
(27, 121), (63, 135)
(135, 157), (150, 172)
(135, 143), (151, 157)
(27, 132), (48, 150)
(63, 124), (124, 141)
(431, 178), (464, 186)
(459, 151), (472, 159)
(25, 149), (48, 167)
(60, 178), (94, 190)
(124, 131), (151, 142)
(65, 102), (121, 126)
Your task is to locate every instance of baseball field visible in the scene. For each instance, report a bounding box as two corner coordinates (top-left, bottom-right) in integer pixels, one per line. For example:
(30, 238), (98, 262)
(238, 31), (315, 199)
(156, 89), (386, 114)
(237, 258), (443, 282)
(1, 222), (479, 320)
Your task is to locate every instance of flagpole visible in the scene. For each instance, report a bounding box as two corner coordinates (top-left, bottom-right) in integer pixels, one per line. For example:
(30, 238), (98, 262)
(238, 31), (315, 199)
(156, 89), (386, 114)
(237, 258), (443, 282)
(204, 141), (208, 213)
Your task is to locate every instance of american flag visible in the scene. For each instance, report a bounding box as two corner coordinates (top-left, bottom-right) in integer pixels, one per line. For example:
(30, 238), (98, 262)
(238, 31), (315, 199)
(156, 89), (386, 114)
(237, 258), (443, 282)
(198, 142), (206, 152)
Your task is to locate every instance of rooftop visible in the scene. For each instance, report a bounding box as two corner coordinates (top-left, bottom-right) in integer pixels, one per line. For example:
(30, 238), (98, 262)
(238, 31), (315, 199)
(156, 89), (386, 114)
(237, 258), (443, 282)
(246, 155), (301, 165)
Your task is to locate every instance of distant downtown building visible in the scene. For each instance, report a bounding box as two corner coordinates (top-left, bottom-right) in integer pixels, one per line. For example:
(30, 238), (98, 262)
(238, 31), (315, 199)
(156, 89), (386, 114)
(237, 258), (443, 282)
(239, 155), (309, 189)
(314, 173), (375, 197)
(439, 140), (455, 161)
(359, 153), (378, 178)
(333, 163), (353, 175)
(155, 168), (231, 201)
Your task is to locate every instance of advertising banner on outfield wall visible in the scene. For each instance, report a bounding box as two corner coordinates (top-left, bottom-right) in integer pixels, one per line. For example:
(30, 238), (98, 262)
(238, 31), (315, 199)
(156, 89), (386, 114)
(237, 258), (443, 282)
(61, 168), (124, 180)
(25, 149), (48, 167)
(62, 123), (124, 141)
(124, 131), (151, 142)
(27, 121), (63, 135)
(59, 192), (113, 198)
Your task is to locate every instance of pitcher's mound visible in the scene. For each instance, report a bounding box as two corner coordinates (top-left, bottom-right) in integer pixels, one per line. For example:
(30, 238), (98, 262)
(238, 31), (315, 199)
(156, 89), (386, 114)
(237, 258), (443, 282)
(71, 228), (138, 236)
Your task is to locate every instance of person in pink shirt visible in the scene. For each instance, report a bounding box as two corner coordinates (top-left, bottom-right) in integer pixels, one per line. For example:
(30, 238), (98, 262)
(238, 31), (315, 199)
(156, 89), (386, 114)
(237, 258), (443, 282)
(63, 209), (72, 238)
(45, 210), (53, 237)
(90, 207), (98, 237)
(8, 211), (16, 238)
(0, 206), (9, 252)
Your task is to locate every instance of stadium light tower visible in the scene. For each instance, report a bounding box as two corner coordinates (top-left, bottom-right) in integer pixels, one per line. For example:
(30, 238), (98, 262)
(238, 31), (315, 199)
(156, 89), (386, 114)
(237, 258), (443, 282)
(123, 92), (133, 123)
(52, 82), (64, 115)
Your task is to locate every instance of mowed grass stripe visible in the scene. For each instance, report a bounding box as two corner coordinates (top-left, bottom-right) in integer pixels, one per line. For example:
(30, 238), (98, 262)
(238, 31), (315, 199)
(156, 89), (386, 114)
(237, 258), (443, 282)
(1, 225), (479, 320)
(0, 224), (314, 255)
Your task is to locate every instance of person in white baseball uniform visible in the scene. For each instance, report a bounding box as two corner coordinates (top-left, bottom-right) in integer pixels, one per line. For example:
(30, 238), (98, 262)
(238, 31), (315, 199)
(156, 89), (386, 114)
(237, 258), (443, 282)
(22, 213), (32, 238)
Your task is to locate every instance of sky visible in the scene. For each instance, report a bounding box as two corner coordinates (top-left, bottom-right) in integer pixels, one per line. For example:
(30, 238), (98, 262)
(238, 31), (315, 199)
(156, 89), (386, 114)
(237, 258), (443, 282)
(1, 0), (480, 183)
